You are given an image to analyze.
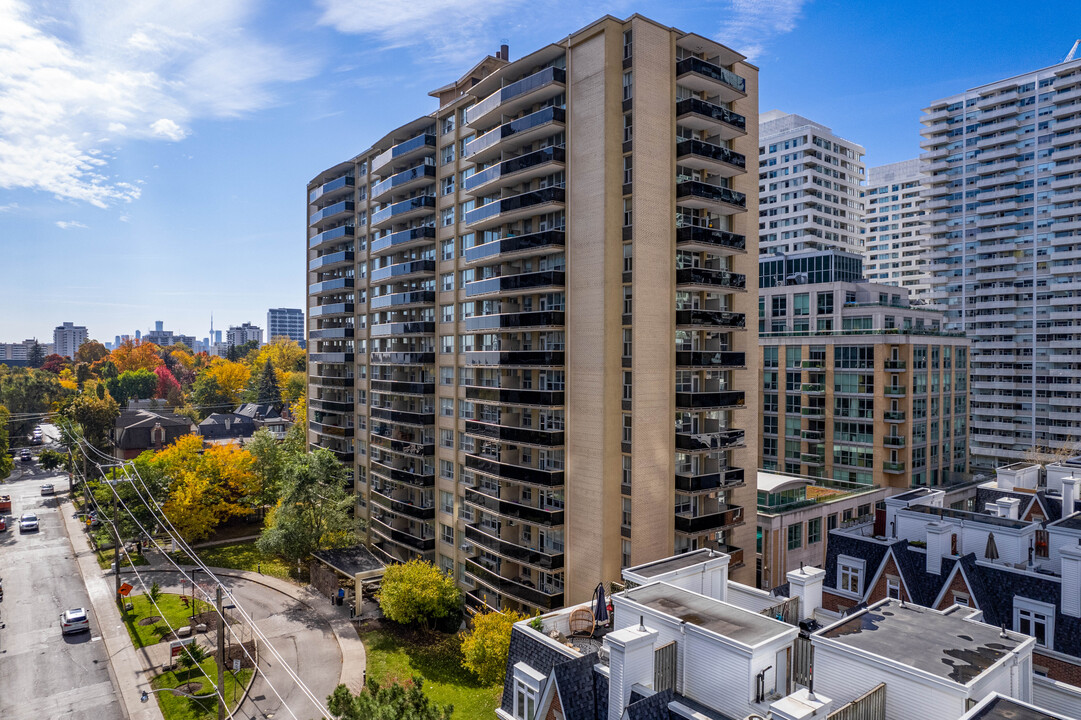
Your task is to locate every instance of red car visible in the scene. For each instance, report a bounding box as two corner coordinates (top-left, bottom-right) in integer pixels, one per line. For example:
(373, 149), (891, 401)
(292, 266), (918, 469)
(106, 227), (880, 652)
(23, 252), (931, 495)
(0, 517), (7, 531)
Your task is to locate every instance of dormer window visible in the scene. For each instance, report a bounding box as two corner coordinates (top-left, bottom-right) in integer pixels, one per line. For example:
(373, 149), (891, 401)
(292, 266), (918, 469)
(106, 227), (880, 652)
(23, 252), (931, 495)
(837, 555), (865, 598)
(512, 662), (545, 720)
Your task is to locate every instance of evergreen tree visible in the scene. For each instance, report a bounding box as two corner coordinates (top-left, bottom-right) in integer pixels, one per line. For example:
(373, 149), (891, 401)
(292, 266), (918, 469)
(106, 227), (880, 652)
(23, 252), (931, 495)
(27, 341), (44, 368)
(256, 359), (282, 408)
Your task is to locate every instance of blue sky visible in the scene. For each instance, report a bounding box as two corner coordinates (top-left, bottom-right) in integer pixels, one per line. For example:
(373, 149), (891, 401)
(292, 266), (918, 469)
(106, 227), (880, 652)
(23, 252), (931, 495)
(1, 0), (1079, 342)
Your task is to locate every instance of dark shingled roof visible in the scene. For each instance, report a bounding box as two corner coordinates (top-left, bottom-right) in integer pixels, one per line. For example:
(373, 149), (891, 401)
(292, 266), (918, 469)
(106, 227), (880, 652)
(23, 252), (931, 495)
(500, 627), (576, 715)
(891, 542), (957, 607)
(593, 665), (608, 720)
(823, 531), (891, 593)
(551, 652), (600, 720)
(197, 413), (256, 439)
(236, 402), (281, 419)
(310, 545), (383, 576)
(625, 689), (674, 720)
(113, 409), (194, 450)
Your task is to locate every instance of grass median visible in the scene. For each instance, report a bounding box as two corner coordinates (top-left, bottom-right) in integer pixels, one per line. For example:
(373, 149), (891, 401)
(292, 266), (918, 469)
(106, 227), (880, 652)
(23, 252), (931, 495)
(170, 540), (293, 581)
(121, 592), (212, 649)
(151, 656), (253, 720)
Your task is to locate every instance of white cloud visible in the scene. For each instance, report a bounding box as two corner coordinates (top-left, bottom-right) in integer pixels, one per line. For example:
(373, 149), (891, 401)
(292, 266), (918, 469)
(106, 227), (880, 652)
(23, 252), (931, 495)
(0, 202), (17, 212)
(316, 0), (523, 64)
(0, 0), (316, 207)
(56, 220), (87, 229)
(150, 118), (186, 141)
(715, 0), (808, 60)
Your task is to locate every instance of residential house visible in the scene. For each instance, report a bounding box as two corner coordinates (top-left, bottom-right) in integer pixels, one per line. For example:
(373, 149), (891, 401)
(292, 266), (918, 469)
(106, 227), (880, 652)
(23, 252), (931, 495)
(111, 408), (195, 460)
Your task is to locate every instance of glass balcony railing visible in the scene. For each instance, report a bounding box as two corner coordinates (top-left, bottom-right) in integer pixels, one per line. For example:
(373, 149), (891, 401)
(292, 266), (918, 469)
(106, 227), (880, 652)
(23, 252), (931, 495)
(308, 352), (354, 363)
(309, 250), (354, 270)
(309, 224), (355, 249)
(674, 504), (744, 534)
(465, 386), (564, 406)
(369, 321), (435, 337)
(464, 420), (564, 448)
(464, 107), (566, 160)
(372, 133), (436, 174)
(308, 303), (354, 318)
(370, 162), (436, 200)
(675, 430), (745, 452)
(369, 351), (436, 365)
(370, 460), (435, 487)
(464, 270), (565, 298)
(884, 411), (906, 422)
(885, 360), (907, 371)
(676, 181), (747, 208)
(676, 139), (746, 170)
(371, 195), (436, 227)
(368, 291), (436, 310)
(883, 461), (906, 473)
(884, 386), (907, 397)
(370, 259), (436, 283)
(369, 380), (434, 395)
(309, 200), (354, 226)
(370, 515), (435, 553)
(674, 352), (746, 369)
(675, 98), (747, 133)
(464, 559), (563, 610)
(308, 277), (354, 294)
(464, 310), (565, 333)
(370, 489), (436, 521)
(676, 267), (747, 290)
(801, 406), (826, 418)
(463, 229), (565, 264)
(370, 226), (436, 255)
(308, 327), (354, 340)
(883, 436), (906, 448)
(676, 57), (746, 95)
(369, 406), (435, 427)
(465, 454), (563, 487)
(675, 389), (746, 408)
(675, 225), (746, 253)
(462, 351), (565, 367)
(676, 468), (746, 493)
(466, 66), (567, 126)
(463, 488), (564, 526)
(464, 187), (565, 228)
(463, 146), (566, 193)
(309, 174), (354, 203)
(675, 309), (745, 329)
(465, 525), (564, 570)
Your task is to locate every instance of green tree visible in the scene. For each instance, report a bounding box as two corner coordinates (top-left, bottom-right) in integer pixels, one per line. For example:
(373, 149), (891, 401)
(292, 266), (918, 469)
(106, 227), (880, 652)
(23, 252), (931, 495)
(107, 368), (158, 405)
(149, 582), (162, 604)
(254, 359), (282, 408)
(327, 677), (452, 720)
(461, 610), (527, 685)
(27, 341), (44, 368)
(257, 449), (354, 568)
(38, 448), (67, 471)
(177, 642), (208, 671)
(75, 340), (109, 365)
(0, 366), (73, 437)
(189, 374), (233, 420)
(247, 428), (286, 510)
(377, 559), (461, 629)
(0, 406), (12, 480)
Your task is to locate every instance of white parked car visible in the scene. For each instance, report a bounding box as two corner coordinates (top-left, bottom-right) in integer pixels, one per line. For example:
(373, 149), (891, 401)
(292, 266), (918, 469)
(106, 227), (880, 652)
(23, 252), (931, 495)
(61, 608), (90, 634)
(19, 512), (38, 532)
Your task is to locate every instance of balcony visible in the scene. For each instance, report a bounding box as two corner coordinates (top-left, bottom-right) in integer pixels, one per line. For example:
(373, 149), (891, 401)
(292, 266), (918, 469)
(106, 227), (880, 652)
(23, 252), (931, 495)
(674, 504), (744, 534)
(371, 195), (436, 229)
(308, 420), (354, 438)
(465, 455), (563, 487)
(309, 250), (354, 271)
(468, 235), (565, 272)
(309, 398), (354, 414)
(800, 429), (824, 442)
(884, 411), (906, 423)
(464, 146), (566, 194)
(370, 515), (435, 553)
(465, 525), (564, 571)
(463, 488), (564, 526)
(308, 374), (354, 389)
(883, 461), (906, 474)
(800, 406), (826, 418)
(309, 224), (355, 250)
(676, 57), (746, 102)
(369, 404), (434, 427)
(464, 270), (565, 298)
(464, 106), (566, 164)
(309, 277), (354, 295)
(370, 460), (435, 487)
(466, 66), (567, 128)
(676, 139), (746, 177)
(464, 420), (564, 448)
(464, 187), (566, 231)
(368, 290), (436, 311)
(465, 559), (563, 610)
(676, 181), (746, 213)
(676, 267), (746, 292)
(675, 468), (745, 493)
(370, 379), (434, 396)
(370, 489), (436, 521)
(462, 351), (565, 367)
(370, 259), (436, 284)
(308, 327), (354, 340)
(885, 360), (907, 371)
(675, 225), (746, 255)
(675, 352), (746, 369)
(800, 359), (825, 370)
(369, 321), (434, 338)
(308, 303), (354, 318)
(370, 226), (436, 256)
(309, 200), (354, 227)
(675, 389), (745, 409)
(370, 162), (436, 202)
(675, 309), (746, 329)
(883, 436), (906, 448)
(309, 444), (353, 464)
(800, 383), (825, 394)
(308, 352), (354, 363)
(464, 310), (565, 333)
(675, 97), (746, 140)
(371, 132), (437, 175)
(800, 453), (825, 466)
(465, 387), (564, 406)
(884, 386), (907, 398)
(676, 429), (745, 452)
(309, 174), (354, 203)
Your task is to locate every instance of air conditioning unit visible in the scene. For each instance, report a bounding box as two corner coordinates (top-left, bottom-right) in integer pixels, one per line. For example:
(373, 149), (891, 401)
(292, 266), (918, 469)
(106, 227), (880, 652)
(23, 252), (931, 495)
(460, 543), (474, 552)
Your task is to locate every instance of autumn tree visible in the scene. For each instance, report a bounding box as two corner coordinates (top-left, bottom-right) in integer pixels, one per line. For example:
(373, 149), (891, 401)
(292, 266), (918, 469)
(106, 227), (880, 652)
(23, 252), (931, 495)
(75, 340), (108, 364)
(377, 559), (461, 628)
(189, 374), (232, 420)
(60, 392), (120, 479)
(108, 340), (163, 373)
(153, 365), (182, 401)
(257, 448), (354, 568)
(41, 354), (69, 374)
(202, 358), (250, 407)
(0, 367), (72, 437)
(0, 406), (12, 480)
(461, 610), (527, 684)
(327, 678), (452, 720)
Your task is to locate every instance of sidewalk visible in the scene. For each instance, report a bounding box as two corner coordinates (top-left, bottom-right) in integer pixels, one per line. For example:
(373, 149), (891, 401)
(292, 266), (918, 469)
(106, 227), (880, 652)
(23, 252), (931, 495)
(59, 496), (164, 720)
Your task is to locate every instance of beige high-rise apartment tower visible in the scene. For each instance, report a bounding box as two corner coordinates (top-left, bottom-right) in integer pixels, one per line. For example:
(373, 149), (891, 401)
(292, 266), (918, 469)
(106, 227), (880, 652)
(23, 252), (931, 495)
(306, 15), (760, 613)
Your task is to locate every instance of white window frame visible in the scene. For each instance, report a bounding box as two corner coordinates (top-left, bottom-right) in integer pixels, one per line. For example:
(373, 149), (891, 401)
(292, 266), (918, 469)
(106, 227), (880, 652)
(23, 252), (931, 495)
(886, 576), (900, 600)
(512, 662), (545, 720)
(1014, 597), (1055, 650)
(836, 555), (865, 599)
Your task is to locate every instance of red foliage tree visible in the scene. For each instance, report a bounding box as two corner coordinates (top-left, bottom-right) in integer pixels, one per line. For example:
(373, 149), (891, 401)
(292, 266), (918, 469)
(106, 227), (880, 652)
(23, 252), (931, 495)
(41, 354), (69, 374)
(153, 364), (182, 400)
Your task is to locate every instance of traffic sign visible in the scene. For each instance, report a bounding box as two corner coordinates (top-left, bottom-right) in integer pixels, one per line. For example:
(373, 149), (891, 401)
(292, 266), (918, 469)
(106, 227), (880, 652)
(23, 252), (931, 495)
(233, 659), (241, 672)
(118, 583), (133, 596)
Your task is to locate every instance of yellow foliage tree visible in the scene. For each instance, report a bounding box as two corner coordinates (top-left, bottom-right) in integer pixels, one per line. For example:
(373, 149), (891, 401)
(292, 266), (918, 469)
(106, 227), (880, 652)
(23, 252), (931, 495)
(109, 340), (164, 373)
(202, 443), (260, 519)
(249, 337), (305, 376)
(203, 358), (250, 404)
(461, 610), (529, 685)
(163, 469), (219, 542)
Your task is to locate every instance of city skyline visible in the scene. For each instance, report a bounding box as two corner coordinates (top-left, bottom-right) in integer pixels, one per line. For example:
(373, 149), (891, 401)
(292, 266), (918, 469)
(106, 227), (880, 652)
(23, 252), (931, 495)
(2, 1), (1079, 338)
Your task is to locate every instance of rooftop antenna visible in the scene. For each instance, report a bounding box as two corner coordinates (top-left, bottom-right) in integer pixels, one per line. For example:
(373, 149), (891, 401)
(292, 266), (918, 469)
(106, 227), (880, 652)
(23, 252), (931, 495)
(1067, 39), (1081, 63)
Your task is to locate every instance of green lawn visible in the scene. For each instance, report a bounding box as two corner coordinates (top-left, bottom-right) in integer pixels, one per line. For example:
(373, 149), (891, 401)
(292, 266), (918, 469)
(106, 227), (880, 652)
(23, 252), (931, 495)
(151, 657), (252, 720)
(171, 540), (293, 581)
(95, 548), (149, 570)
(121, 592), (211, 649)
(358, 624), (502, 718)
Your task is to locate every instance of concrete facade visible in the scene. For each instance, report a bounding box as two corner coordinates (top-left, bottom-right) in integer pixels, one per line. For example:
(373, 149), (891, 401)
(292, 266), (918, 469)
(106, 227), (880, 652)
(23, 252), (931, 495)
(52, 321), (87, 359)
(862, 159), (932, 300)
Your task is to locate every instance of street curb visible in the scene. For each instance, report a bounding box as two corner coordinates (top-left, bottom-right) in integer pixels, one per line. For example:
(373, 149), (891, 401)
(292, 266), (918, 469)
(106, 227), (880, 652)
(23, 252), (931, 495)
(226, 634), (259, 720)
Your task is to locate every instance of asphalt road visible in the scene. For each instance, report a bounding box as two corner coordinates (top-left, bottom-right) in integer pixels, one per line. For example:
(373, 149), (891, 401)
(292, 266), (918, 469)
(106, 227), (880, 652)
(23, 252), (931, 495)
(0, 465), (123, 720)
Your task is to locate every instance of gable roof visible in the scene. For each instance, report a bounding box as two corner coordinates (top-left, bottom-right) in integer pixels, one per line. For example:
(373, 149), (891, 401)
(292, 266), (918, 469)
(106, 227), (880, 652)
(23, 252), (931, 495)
(500, 627), (577, 716)
(235, 402), (281, 419)
(551, 652), (601, 720)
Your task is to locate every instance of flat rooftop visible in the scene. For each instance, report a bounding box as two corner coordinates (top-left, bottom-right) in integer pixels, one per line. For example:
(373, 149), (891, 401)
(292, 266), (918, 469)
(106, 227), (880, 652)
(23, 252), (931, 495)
(623, 583), (791, 646)
(819, 600), (1025, 685)
(968, 695), (1065, 720)
(626, 549), (717, 578)
(903, 503), (1032, 530)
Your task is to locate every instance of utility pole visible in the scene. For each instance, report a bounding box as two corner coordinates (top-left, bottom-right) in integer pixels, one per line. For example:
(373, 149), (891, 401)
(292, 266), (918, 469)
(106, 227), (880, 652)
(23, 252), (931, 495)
(216, 586), (226, 720)
(112, 484), (122, 607)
